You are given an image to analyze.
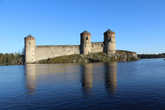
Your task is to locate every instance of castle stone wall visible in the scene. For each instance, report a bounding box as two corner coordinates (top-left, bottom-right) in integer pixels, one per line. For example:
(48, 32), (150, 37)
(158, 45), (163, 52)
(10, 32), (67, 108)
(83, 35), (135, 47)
(35, 43), (103, 62)
(35, 45), (80, 61)
(91, 42), (104, 53)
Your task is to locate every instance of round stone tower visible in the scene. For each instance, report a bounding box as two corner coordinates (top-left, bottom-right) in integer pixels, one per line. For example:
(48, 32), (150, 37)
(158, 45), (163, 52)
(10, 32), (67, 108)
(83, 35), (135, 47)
(103, 29), (116, 55)
(80, 31), (92, 55)
(24, 35), (36, 64)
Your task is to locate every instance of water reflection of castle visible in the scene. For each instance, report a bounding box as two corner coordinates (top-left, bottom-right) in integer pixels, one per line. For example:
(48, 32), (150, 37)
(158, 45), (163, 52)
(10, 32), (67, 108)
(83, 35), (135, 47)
(81, 62), (118, 94)
(25, 63), (118, 94)
(104, 63), (117, 94)
(25, 64), (36, 94)
(81, 64), (93, 93)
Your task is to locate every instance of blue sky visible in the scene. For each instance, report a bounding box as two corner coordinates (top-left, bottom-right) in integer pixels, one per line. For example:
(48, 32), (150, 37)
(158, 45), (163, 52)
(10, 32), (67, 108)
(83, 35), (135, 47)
(0, 0), (164, 53)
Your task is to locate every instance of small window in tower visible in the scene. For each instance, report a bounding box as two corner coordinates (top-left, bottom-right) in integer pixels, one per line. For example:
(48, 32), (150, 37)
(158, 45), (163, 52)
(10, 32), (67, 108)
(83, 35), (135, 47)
(108, 38), (111, 42)
(86, 37), (88, 40)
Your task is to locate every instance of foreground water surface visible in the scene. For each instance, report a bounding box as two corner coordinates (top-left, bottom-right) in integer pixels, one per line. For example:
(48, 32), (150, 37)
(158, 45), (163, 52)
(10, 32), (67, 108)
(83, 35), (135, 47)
(0, 59), (165, 110)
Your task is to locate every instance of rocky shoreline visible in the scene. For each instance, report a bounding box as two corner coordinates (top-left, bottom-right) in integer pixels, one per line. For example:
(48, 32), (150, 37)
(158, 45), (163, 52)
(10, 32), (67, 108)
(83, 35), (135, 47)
(37, 50), (139, 64)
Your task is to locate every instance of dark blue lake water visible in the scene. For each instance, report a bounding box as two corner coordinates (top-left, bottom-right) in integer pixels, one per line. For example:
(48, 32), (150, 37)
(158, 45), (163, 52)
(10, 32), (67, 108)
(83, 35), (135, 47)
(0, 59), (165, 110)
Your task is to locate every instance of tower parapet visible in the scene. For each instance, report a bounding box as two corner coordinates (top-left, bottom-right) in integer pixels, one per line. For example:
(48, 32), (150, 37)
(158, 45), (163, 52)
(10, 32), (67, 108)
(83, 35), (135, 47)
(24, 35), (36, 63)
(80, 31), (92, 55)
(103, 29), (116, 55)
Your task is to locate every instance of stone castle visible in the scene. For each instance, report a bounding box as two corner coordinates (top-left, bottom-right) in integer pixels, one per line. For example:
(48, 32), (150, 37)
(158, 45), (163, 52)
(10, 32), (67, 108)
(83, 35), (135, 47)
(24, 29), (116, 64)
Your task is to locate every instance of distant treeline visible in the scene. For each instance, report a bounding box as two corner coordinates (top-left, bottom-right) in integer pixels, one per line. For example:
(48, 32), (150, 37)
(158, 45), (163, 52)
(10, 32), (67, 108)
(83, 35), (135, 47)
(138, 53), (165, 59)
(0, 53), (24, 65)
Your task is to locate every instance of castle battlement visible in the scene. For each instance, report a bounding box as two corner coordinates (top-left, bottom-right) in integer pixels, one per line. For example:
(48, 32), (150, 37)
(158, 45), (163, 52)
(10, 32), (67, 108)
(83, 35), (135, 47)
(24, 29), (116, 64)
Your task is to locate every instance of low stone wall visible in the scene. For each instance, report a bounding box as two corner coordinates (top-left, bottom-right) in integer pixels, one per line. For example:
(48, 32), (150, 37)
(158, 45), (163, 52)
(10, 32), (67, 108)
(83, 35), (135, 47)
(91, 42), (104, 53)
(35, 45), (80, 61)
